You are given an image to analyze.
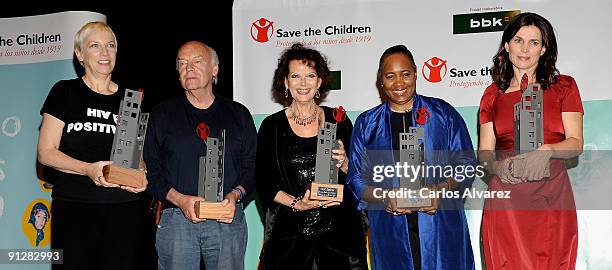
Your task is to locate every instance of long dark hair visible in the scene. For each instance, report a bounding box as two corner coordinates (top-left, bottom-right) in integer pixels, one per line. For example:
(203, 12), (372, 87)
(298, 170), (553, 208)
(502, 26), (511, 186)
(271, 43), (332, 106)
(492, 12), (559, 91)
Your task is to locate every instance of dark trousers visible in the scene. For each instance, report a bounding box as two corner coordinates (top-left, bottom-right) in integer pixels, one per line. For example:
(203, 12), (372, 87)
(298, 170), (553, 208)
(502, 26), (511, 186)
(51, 199), (143, 270)
(407, 212), (421, 270)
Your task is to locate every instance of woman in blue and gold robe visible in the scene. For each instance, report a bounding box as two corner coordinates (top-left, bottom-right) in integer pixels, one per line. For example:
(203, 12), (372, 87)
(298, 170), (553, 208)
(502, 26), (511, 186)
(347, 45), (476, 270)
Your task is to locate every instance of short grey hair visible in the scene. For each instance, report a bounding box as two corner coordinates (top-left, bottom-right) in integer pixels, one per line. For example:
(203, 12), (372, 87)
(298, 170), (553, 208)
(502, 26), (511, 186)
(175, 41), (220, 84)
(208, 45), (219, 66)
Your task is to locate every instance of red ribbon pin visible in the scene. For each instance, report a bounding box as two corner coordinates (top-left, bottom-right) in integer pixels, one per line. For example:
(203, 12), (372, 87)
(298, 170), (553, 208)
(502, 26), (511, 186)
(333, 106), (347, 123)
(520, 73), (528, 92)
(414, 107), (430, 125)
(196, 122), (210, 141)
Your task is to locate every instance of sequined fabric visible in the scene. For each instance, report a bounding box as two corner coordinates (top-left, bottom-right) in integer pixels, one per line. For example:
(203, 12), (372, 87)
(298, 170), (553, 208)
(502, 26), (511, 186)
(256, 107), (368, 269)
(284, 135), (333, 237)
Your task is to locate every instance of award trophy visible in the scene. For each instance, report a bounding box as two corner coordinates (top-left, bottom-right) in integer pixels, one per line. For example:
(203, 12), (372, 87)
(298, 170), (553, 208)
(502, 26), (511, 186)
(309, 122), (343, 202)
(512, 82), (549, 178)
(396, 126), (432, 209)
(194, 129), (233, 219)
(103, 89), (148, 189)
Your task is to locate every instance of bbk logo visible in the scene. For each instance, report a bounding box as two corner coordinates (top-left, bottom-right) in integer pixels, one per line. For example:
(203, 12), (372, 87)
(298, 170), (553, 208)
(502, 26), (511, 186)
(251, 18), (275, 43)
(453, 10), (520, 34)
(470, 17), (502, 28)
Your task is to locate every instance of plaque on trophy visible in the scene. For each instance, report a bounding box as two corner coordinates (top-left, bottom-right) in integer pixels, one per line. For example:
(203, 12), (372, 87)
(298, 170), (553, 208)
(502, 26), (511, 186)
(396, 126), (432, 209)
(103, 89), (148, 189)
(309, 122), (344, 202)
(194, 129), (233, 220)
(512, 82), (549, 178)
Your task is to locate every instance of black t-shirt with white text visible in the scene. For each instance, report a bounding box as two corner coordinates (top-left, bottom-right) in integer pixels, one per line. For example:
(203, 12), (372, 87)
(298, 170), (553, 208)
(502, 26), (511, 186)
(40, 78), (139, 203)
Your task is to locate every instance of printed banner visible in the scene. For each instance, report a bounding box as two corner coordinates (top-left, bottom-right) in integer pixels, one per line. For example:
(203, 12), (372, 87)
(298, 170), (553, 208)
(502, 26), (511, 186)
(0, 11), (105, 270)
(234, 0), (612, 114)
(233, 0), (612, 269)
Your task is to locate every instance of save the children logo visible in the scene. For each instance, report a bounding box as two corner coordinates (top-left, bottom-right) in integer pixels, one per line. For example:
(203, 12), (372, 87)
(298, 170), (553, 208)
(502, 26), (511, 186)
(196, 122), (211, 141)
(422, 56), (493, 89)
(251, 18), (275, 43)
(422, 57), (448, 83)
(21, 199), (51, 247)
(333, 106), (347, 123)
(414, 108), (431, 125)
(249, 17), (373, 46)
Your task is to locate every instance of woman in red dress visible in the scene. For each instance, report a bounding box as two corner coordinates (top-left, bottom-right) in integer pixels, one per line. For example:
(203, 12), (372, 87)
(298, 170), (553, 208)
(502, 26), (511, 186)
(479, 12), (583, 269)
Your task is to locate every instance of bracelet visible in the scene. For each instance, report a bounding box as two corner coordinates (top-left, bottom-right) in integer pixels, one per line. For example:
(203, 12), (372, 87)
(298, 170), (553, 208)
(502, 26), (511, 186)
(232, 187), (244, 202)
(340, 156), (347, 166)
(290, 196), (303, 212)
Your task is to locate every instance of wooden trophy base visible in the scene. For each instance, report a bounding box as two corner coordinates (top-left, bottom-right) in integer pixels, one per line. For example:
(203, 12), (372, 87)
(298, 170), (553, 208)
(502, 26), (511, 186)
(396, 187), (433, 210)
(511, 157), (550, 179)
(309, 182), (343, 202)
(195, 201), (233, 220)
(102, 165), (145, 189)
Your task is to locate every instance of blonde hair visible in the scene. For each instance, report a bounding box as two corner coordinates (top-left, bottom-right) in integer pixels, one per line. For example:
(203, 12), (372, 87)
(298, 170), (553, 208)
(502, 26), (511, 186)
(74, 21), (117, 53)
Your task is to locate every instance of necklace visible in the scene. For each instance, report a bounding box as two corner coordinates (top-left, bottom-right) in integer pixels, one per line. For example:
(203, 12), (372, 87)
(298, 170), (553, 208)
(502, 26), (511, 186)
(401, 106), (413, 133)
(391, 105), (413, 113)
(288, 104), (320, 126)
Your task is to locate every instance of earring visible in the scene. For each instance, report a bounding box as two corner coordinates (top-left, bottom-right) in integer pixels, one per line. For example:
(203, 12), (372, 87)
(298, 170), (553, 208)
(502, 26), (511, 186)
(212, 76), (218, 84)
(284, 88), (289, 98)
(315, 90), (320, 99)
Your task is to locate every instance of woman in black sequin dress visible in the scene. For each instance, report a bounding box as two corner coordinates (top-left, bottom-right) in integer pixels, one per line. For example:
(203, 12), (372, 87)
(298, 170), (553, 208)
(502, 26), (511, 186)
(255, 43), (368, 269)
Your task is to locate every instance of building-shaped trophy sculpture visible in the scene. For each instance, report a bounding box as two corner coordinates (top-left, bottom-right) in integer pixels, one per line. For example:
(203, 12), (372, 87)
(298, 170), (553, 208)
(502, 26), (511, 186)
(103, 89), (148, 188)
(195, 130), (232, 219)
(512, 83), (549, 178)
(396, 126), (432, 209)
(310, 122), (343, 202)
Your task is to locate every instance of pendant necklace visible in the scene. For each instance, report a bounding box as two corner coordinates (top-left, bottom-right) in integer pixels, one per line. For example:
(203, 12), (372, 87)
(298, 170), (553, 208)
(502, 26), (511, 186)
(288, 104), (319, 126)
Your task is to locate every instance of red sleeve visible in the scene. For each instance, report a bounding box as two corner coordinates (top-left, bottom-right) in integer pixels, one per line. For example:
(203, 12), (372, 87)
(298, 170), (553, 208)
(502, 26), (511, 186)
(557, 75), (584, 114)
(479, 84), (499, 124)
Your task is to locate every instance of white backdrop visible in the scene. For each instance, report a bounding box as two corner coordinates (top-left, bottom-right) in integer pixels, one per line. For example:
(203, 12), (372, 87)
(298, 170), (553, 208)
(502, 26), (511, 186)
(234, 0), (612, 114)
(233, 0), (612, 269)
